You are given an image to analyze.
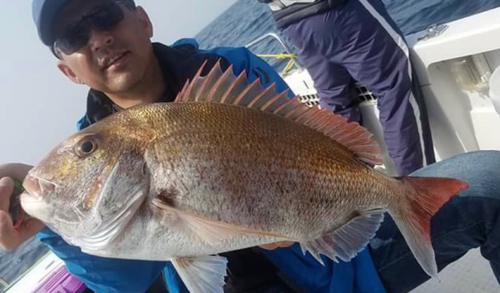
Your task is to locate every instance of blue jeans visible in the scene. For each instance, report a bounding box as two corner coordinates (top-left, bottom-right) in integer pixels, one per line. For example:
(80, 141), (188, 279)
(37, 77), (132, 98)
(370, 150), (500, 292)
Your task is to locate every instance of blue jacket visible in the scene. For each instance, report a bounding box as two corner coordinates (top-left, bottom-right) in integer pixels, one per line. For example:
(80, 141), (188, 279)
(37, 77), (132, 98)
(37, 39), (387, 293)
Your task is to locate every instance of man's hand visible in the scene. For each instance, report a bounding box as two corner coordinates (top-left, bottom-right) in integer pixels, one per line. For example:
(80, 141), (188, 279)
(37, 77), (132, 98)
(0, 164), (45, 251)
(259, 241), (294, 250)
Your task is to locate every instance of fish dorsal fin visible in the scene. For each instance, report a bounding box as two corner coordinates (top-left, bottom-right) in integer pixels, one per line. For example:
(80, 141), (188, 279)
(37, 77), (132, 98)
(174, 59), (383, 165)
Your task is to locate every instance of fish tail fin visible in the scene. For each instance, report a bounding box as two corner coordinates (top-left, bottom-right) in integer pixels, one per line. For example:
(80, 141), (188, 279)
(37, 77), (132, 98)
(390, 176), (468, 278)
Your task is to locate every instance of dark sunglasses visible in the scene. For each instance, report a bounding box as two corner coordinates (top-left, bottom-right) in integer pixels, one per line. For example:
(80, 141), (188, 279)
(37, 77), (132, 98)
(53, 1), (125, 56)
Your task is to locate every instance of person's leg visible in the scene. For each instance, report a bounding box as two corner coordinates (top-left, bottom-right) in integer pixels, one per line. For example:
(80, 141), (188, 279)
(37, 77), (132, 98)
(321, 0), (435, 175)
(280, 13), (363, 124)
(369, 150), (500, 293)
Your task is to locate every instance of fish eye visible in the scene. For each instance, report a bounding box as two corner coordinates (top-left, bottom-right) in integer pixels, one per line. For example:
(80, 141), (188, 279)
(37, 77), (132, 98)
(80, 141), (95, 153)
(75, 136), (99, 158)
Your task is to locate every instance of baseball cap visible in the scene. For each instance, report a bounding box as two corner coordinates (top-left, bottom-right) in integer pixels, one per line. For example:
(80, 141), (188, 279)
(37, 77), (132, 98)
(32, 0), (73, 46)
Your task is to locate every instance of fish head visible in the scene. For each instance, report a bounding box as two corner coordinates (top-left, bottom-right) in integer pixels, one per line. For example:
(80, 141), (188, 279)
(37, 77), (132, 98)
(20, 114), (153, 242)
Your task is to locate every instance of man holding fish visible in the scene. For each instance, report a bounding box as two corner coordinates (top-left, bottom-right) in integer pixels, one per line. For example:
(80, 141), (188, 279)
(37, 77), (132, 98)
(1, 1), (500, 293)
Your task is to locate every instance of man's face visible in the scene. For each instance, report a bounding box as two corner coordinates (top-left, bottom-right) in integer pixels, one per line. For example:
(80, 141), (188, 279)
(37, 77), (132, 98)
(54, 0), (155, 94)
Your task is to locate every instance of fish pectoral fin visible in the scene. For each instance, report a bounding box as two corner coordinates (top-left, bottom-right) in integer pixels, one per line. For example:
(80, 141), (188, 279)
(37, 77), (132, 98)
(152, 198), (291, 246)
(300, 209), (385, 265)
(172, 255), (229, 293)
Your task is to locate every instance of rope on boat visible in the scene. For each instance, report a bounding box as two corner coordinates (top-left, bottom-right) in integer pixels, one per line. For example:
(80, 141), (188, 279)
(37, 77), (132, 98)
(256, 53), (298, 75)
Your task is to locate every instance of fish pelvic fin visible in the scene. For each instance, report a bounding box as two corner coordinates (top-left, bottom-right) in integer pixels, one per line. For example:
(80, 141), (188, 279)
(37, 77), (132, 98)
(173, 59), (383, 166)
(152, 198), (292, 246)
(172, 255), (228, 293)
(390, 176), (469, 279)
(300, 209), (385, 265)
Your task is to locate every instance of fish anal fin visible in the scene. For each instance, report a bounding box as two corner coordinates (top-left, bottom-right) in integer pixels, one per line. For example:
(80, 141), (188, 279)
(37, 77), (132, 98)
(173, 60), (383, 165)
(152, 198), (291, 246)
(300, 209), (385, 264)
(172, 255), (228, 293)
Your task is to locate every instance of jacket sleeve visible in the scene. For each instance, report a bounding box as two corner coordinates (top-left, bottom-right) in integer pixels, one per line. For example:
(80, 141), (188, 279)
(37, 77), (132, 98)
(36, 227), (167, 293)
(211, 46), (296, 98)
(172, 38), (296, 98)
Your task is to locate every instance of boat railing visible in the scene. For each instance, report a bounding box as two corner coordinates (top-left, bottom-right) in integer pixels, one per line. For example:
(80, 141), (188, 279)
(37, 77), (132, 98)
(245, 32), (304, 76)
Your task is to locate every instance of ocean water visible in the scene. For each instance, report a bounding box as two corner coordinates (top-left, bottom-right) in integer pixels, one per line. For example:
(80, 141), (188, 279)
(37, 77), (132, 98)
(194, 0), (500, 71)
(2, 0), (500, 291)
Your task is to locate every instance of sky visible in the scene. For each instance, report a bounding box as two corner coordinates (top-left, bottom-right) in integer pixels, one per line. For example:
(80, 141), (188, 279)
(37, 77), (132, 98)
(0, 0), (238, 165)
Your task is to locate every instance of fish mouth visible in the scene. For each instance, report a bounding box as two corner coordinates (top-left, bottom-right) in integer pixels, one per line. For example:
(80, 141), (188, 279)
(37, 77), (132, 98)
(19, 191), (53, 223)
(20, 174), (56, 222)
(23, 174), (57, 199)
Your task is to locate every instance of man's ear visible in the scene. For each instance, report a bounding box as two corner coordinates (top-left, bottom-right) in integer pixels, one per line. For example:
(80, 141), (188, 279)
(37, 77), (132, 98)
(135, 6), (154, 38)
(57, 61), (84, 85)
